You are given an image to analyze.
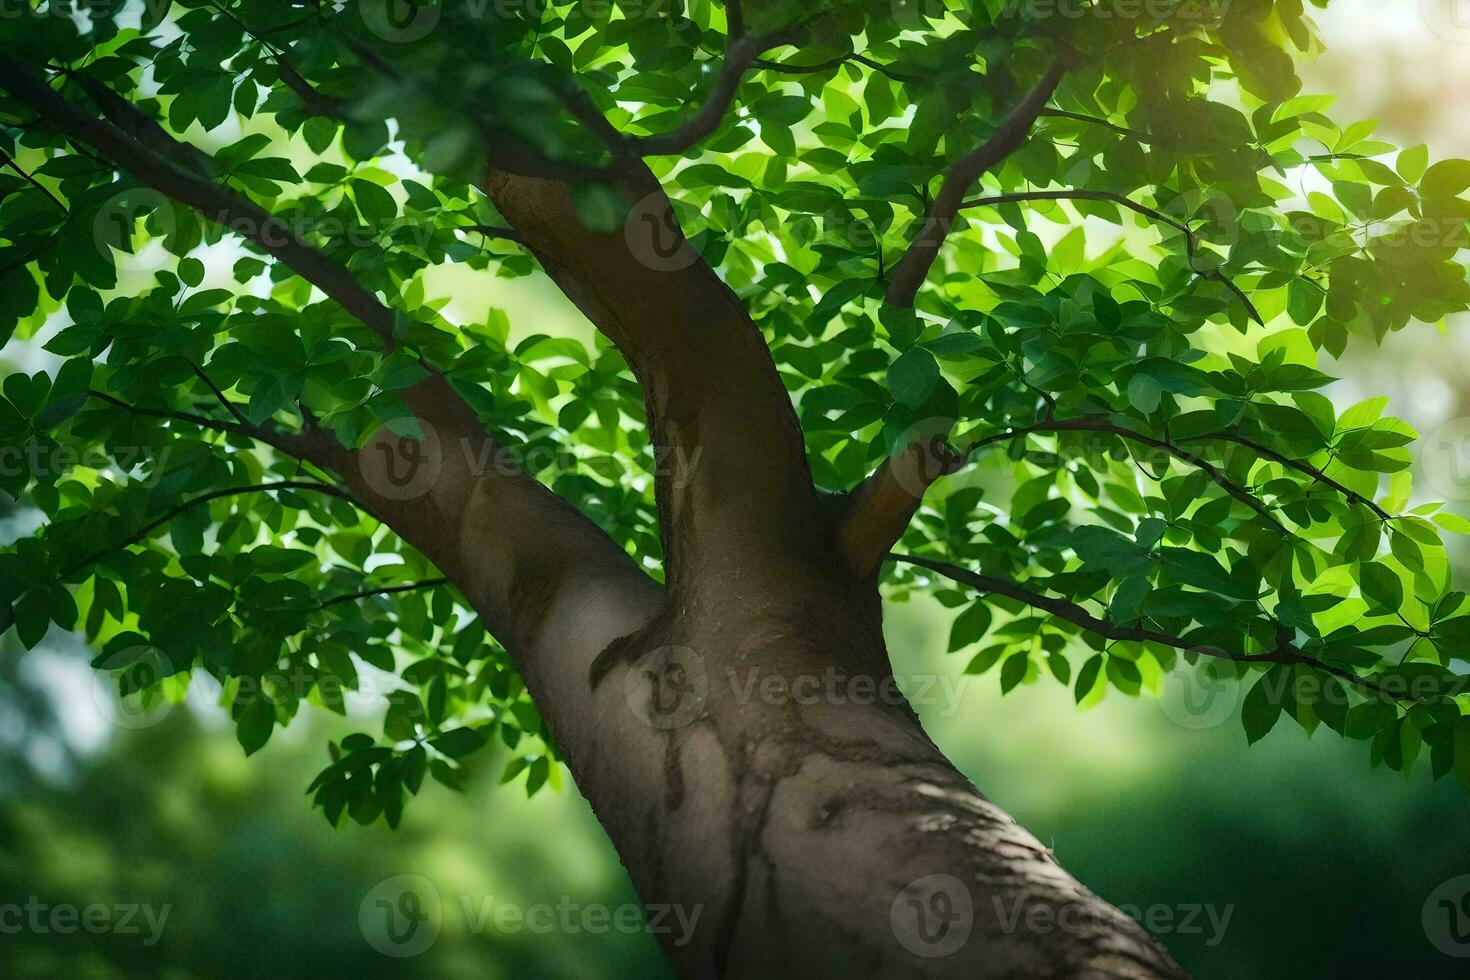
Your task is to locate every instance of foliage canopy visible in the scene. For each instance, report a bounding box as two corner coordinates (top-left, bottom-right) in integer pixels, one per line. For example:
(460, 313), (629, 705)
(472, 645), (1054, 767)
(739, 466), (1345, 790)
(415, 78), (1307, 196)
(2, 0), (1470, 829)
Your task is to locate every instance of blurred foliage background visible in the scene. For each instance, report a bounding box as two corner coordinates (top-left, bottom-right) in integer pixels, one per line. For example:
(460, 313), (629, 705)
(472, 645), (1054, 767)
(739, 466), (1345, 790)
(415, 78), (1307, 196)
(3, 2), (1469, 977)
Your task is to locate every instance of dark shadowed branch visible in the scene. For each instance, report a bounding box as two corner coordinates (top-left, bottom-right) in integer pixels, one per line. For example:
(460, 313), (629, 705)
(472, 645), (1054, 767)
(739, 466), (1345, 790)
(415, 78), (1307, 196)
(57, 481), (354, 581)
(837, 414), (1289, 578)
(961, 190), (1263, 325)
(890, 552), (1411, 702)
(884, 55), (1075, 308)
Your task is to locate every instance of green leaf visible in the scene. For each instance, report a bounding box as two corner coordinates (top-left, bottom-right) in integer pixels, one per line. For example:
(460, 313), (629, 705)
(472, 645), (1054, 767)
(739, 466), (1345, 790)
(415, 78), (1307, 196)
(999, 652), (1028, 694)
(1421, 159), (1470, 199)
(1358, 561), (1404, 614)
(428, 726), (487, 758)
(887, 347), (940, 409)
(236, 698), (275, 756)
(1074, 654), (1103, 704)
(351, 179), (397, 225)
(1242, 668), (1286, 744)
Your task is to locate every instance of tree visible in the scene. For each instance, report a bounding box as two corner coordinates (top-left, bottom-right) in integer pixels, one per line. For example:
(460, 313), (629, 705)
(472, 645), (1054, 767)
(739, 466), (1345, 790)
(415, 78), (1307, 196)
(1, 0), (1469, 975)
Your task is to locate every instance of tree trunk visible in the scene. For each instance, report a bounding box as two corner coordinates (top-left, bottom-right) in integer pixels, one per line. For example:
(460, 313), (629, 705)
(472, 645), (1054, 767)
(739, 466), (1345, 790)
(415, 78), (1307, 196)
(554, 561), (1188, 978)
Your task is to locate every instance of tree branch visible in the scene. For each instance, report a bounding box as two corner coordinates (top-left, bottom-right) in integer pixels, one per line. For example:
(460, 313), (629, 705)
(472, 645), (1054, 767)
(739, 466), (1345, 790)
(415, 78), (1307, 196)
(1177, 431), (1392, 521)
(205, 0), (345, 117)
(982, 417), (1286, 532)
(316, 577), (449, 609)
(581, 25), (808, 162)
(960, 190), (1262, 325)
(837, 413), (1288, 578)
(87, 389), (330, 463)
(1, 62), (400, 347)
(889, 552), (1411, 702)
(884, 55), (1074, 308)
(836, 436), (965, 578)
(1037, 108), (1153, 143)
(752, 52), (919, 83)
(57, 480), (353, 581)
(635, 27), (807, 157)
(188, 361), (253, 430)
(483, 166), (820, 585)
(0, 146), (67, 212)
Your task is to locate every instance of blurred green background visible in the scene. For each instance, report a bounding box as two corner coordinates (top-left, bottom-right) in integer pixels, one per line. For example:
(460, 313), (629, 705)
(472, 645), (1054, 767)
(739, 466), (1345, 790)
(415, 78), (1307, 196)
(4, 2), (1470, 977)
